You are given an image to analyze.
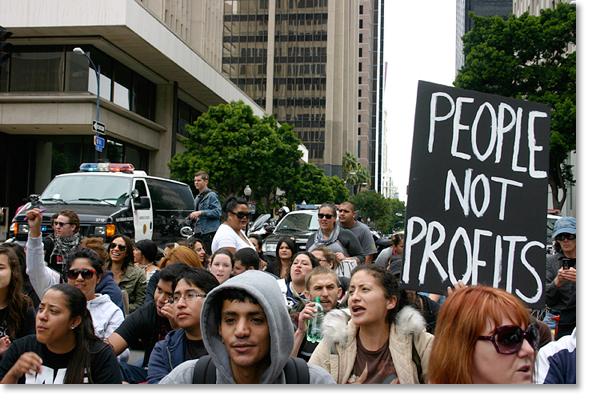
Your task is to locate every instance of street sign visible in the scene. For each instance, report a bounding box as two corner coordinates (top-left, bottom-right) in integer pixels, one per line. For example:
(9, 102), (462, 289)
(94, 135), (105, 152)
(92, 120), (106, 135)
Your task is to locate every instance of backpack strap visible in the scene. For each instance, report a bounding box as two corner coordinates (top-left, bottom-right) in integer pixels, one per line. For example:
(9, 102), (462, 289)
(411, 340), (424, 384)
(284, 357), (310, 384)
(192, 355), (216, 384)
(193, 355), (309, 384)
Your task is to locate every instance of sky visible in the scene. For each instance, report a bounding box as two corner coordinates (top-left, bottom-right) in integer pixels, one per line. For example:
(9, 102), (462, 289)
(383, 0), (459, 203)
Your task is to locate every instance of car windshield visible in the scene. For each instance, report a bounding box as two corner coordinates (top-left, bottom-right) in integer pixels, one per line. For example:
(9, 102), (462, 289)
(41, 175), (131, 206)
(275, 212), (319, 233)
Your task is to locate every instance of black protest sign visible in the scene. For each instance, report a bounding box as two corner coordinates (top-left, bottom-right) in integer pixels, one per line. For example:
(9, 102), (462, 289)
(400, 81), (550, 308)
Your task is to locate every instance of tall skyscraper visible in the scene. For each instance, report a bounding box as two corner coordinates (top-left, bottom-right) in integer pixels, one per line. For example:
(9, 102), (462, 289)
(456, 0), (513, 72)
(222, 0), (360, 178)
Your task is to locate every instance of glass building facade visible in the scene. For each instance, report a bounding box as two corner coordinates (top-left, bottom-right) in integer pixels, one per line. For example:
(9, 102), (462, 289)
(223, 0), (330, 165)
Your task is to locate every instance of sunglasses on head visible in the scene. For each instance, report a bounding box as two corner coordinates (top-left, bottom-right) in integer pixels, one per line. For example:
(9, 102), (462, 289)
(555, 233), (576, 241)
(67, 268), (97, 280)
(54, 221), (72, 227)
(109, 243), (127, 251)
(478, 323), (539, 355)
(229, 211), (248, 219)
(317, 213), (334, 219)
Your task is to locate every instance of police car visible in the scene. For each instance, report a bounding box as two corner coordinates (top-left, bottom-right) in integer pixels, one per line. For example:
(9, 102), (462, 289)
(9, 163), (194, 246)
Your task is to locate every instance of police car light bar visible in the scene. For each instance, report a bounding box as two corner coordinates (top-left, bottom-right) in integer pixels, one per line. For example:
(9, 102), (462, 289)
(79, 163), (135, 173)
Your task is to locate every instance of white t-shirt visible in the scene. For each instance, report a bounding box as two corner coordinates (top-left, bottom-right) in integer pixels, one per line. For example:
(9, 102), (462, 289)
(211, 224), (255, 254)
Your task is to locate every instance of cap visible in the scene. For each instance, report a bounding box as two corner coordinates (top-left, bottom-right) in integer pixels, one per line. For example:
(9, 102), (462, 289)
(553, 216), (576, 238)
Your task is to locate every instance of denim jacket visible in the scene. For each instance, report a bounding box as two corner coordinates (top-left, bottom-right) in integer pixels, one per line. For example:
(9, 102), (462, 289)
(194, 189), (221, 235)
(146, 328), (186, 384)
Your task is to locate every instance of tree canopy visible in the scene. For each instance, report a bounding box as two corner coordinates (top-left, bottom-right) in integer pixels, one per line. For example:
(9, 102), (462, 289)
(455, 3), (576, 210)
(168, 100), (348, 212)
(350, 191), (406, 234)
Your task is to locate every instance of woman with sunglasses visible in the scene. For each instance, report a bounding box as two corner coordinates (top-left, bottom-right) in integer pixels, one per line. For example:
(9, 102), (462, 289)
(306, 202), (365, 277)
(428, 285), (539, 384)
(543, 216), (576, 331)
(0, 284), (122, 384)
(24, 209), (124, 341)
(106, 235), (146, 314)
(211, 196), (256, 255)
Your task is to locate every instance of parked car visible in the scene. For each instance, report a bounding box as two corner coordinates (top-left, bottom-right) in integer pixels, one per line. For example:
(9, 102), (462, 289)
(261, 209), (319, 262)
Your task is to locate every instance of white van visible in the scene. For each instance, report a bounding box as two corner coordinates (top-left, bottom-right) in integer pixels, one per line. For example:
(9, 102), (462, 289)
(9, 163), (194, 246)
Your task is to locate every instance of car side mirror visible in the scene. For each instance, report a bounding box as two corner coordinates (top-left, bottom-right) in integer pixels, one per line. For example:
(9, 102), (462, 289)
(134, 197), (151, 210)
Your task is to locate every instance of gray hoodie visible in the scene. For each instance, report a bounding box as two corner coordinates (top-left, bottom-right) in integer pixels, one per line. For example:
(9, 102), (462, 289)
(159, 270), (335, 384)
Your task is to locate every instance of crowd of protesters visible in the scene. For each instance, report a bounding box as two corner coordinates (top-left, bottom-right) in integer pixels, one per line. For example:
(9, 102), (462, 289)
(0, 171), (576, 384)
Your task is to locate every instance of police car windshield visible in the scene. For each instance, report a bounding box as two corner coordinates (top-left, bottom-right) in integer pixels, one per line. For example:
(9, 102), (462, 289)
(275, 212), (319, 233)
(41, 175), (131, 206)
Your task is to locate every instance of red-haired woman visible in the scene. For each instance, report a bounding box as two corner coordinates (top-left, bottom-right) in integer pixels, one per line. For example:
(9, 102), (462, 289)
(428, 285), (539, 384)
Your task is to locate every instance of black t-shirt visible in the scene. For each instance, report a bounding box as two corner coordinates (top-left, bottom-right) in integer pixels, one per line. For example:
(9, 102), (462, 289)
(0, 334), (121, 384)
(114, 300), (171, 368)
(0, 303), (36, 361)
(184, 338), (207, 361)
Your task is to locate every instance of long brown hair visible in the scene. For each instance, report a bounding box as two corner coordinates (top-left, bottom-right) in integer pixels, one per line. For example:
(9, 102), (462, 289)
(428, 285), (533, 384)
(158, 246), (203, 269)
(0, 246), (33, 340)
(106, 234), (134, 272)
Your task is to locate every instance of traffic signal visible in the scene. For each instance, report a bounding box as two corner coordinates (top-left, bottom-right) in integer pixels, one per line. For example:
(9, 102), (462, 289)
(0, 26), (12, 65)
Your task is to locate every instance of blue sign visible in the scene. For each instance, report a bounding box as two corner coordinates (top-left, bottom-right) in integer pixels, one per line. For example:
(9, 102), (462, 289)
(94, 135), (105, 152)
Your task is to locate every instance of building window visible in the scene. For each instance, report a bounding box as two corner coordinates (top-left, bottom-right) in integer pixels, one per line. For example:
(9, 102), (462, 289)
(359, 89), (362, 97)
(358, 140), (362, 156)
(359, 19), (363, 29)
(359, 76), (362, 84)
(358, 127), (362, 135)
(359, 33), (363, 43)
(360, 4), (364, 14)
(358, 101), (361, 110)
(358, 115), (361, 122)
(359, 47), (363, 57)
(359, 62), (362, 71)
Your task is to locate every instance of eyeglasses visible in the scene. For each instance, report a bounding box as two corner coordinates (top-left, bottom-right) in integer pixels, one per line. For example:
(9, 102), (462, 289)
(317, 213), (334, 219)
(67, 268), (97, 280)
(54, 221), (73, 227)
(317, 258), (329, 263)
(168, 292), (206, 305)
(555, 233), (576, 241)
(109, 243), (127, 251)
(477, 323), (539, 355)
(229, 211), (248, 219)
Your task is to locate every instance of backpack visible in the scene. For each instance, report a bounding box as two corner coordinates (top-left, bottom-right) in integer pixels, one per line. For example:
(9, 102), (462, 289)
(192, 355), (310, 384)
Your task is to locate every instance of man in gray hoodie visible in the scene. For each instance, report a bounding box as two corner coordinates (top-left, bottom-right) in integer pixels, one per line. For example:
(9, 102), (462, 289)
(159, 270), (335, 384)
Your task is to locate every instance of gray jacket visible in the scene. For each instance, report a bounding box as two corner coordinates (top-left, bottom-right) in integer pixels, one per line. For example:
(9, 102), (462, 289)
(545, 252), (576, 313)
(159, 270), (335, 384)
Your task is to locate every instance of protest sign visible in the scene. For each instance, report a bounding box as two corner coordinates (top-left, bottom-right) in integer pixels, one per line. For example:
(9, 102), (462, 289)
(400, 81), (551, 308)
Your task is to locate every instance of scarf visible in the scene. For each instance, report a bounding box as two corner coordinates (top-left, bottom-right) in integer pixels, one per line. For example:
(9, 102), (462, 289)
(51, 232), (82, 274)
(313, 221), (341, 248)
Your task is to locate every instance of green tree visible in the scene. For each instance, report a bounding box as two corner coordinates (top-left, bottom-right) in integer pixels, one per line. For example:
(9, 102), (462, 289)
(342, 150), (360, 186)
(168, 100), (345, 212)
(455, 3), (576, 210)
(354, 165), (371, 194)
(350, 190), (389, 228)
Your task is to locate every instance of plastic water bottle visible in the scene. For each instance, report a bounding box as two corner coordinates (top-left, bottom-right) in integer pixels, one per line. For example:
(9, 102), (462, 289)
(306, 297), (325, 343)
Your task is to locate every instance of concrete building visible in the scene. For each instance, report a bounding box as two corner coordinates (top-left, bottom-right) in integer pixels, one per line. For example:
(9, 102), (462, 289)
(0, 0), (266, 223)
(455, 0), (513, 72)
(221, 0), (360, 178)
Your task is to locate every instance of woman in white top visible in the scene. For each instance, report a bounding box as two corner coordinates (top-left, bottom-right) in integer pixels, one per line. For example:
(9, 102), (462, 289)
(211, 196), (255, 254)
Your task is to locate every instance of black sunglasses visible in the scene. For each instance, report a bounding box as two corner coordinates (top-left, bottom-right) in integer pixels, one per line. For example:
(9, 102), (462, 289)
(67, 268), (97, 280)
(317, 213), (334, 219)
(54, 221), (73, 227)
(478, 323), (539, 355)
(229, 211), (248, 219)
(555, 233), (576, 241)
(109, 243), (127, 251)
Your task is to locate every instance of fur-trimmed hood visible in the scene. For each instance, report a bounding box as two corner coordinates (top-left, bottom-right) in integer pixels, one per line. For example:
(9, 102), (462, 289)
(320, 306), (427, 349)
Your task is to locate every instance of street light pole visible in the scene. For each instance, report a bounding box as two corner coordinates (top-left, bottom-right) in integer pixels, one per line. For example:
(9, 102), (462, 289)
(244, 185), (252, 234)
(73, 47), (100, 162)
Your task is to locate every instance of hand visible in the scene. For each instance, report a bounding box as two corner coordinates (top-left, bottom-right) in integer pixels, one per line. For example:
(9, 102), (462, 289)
(0, 336), (11, 356)
(296, 303), (317, 334)
(446, 280), (467, 297)
(334, 252), (345, 262)
(25, 209), (43, 238)
(160, 302), (179, 330)
(559, 267), (576, 283)
(8, 352), (43, 379)
(189, 211), (202, 220)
